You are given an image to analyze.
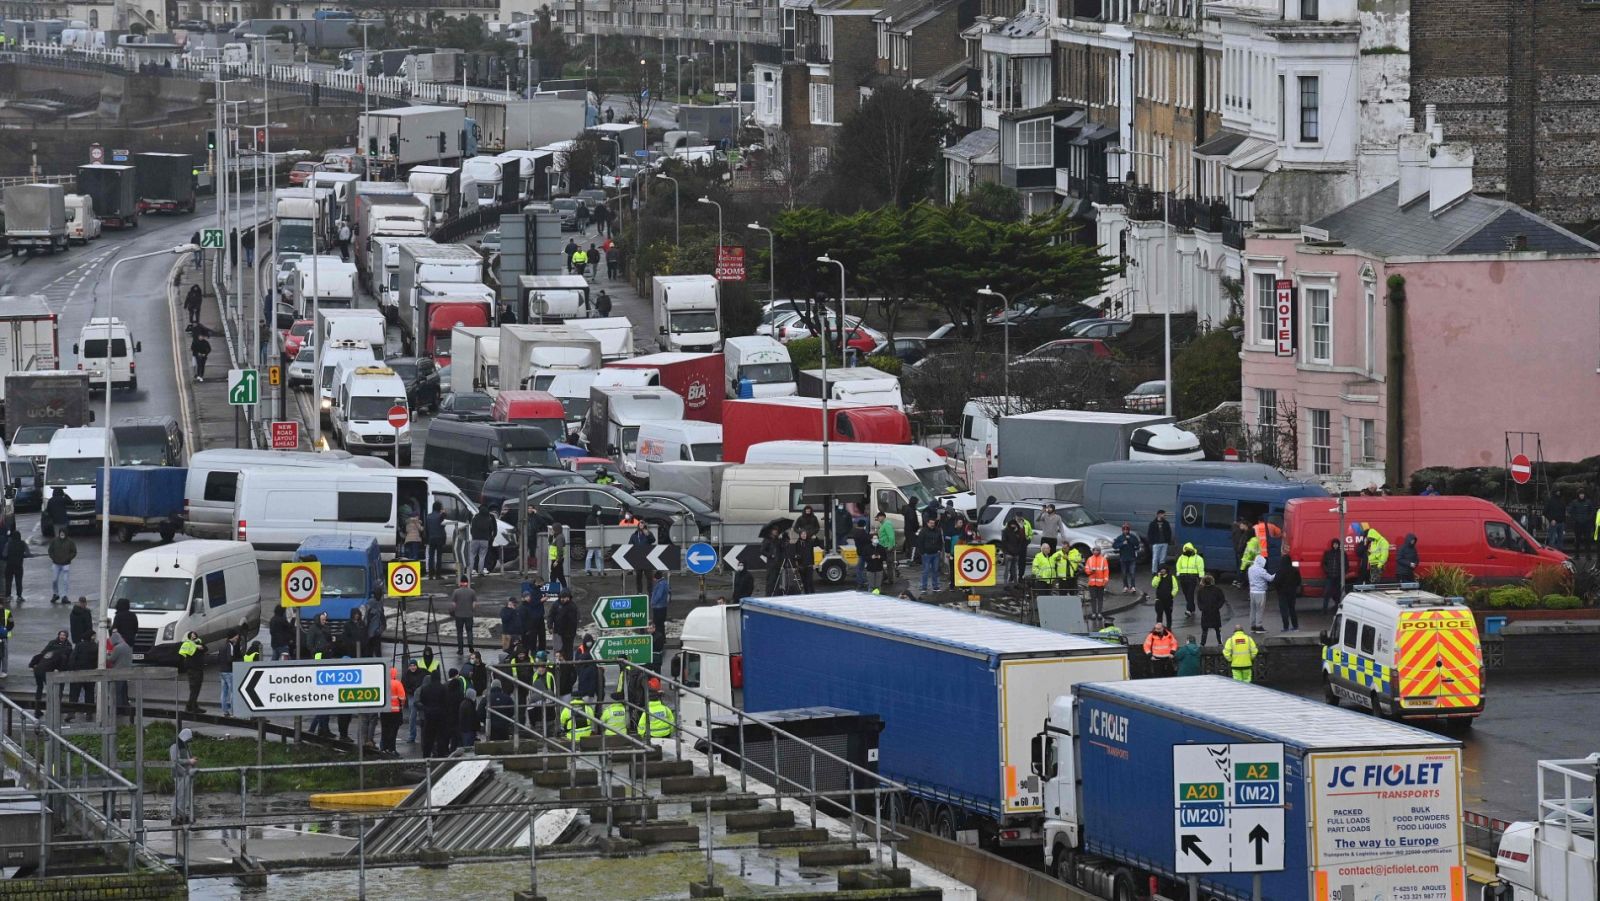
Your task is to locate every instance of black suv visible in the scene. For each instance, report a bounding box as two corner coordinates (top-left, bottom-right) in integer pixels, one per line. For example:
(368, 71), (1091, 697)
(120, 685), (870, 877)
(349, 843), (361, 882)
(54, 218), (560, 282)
(480, 466), (589, 512)
(386, 356), (442, 413)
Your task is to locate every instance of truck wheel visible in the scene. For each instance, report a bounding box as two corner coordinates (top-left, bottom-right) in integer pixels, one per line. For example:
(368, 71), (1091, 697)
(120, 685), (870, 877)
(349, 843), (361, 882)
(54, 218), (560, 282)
(1112, 871), (1137, 901)
(933, 806), (956, 840)
(908, 800), (930, 833)
(1323, 679), (1339, 706)
(116, 524), (138, 543)
(1051, 843), (1074, 882)
(820, 559), (846, 583)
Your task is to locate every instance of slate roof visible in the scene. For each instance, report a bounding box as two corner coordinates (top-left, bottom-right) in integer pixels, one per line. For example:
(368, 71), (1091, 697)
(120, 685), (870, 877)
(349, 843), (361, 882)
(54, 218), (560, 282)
(1308, 183), (1599, 257)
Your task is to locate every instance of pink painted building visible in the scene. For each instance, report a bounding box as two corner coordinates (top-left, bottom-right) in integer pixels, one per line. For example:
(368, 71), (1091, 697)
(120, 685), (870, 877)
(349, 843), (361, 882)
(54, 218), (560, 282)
(1239, 121), (1600, 486)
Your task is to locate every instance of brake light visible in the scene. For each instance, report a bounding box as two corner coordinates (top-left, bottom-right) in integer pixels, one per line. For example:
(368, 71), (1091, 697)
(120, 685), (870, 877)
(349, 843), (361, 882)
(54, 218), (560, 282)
(237, 519), (246, 540)
(1000, 830), (1020, 841)
(129, 360), (136, 372)
(730, 653), (744, 689)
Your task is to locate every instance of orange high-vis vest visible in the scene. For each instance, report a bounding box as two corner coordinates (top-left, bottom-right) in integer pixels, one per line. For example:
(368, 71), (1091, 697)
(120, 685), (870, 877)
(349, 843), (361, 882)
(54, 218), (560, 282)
(1254, 521), (1283, 543)
(389, 670), (406, 713)
(1085, 554), (1110, 588)
(1143, 630), (1178, 659)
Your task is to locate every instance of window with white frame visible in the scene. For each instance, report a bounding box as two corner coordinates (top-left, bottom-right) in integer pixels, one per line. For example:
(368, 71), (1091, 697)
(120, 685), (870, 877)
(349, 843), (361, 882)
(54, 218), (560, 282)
(1254, 272), (1276, 344)
(1305, 285), (1332, 363)
(1016, 118), (1051, 168)
(1310, 409), (1332, 475)
(810, 83), (835, 125)
(819, 16), (834, 61)
(1299, 75), (1320, 142)
(1364, 284), (1376, 374)
(1360, 419), (1377, 464)
(1258, 388), (1277, 428)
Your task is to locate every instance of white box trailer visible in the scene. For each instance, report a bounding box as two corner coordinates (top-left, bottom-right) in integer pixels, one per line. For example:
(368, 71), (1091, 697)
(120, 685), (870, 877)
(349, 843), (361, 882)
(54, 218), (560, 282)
(358, 106), (466, 167)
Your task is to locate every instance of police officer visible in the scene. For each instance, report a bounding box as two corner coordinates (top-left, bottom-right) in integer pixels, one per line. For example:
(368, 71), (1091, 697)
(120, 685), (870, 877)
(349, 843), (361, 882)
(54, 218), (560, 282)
(636, 687), (676, 739)
(1095, 616), (1124, 644)
(178, 631), (206, 713)
(1223, 624), (1259, 682)
(559, 698), (594, 742)
(1059, 543), (1083, 591)
(598, 691), (630, 738)
(1031, 539), (1059, 591)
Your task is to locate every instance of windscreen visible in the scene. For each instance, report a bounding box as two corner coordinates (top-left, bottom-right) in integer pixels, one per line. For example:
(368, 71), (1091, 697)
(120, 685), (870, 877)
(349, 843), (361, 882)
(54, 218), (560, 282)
(115, 430), (167, 465)
(1061, 505), (1105, 527)
(278, 223), (313, 255)
(502, 445), (558, 467)
(349, 396), (406, 421)
(319, 565), (368, 598)
(13, 425), (60, 445)
(738, 362), (794, 384)
(898, 480), (935, 506)
(691, 442), (723, 462)
(432, 332), (452, 355)
(670, 311), (719, 334)
(47, 457), (103, 485)
(113, 576), (190, 612)
(915, 464), (965, 496)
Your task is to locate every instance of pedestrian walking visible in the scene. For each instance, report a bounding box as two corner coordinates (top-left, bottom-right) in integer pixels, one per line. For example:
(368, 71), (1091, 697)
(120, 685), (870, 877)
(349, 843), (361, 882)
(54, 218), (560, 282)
(451, 578), (476, 656)
(1175, 542), (1204, 618)
(4, 528), (25, 603)
(336, 220), (352, 262)
(218, 629), (242, 716)
(68, 595), (92, 643)
(468, 505), (496, 576)
(1142, 623), (1177, 677)
(43, 486), (68, 541)
(169, 729), (197, 824)
(1150, 566), (1177, 629)
(189, 232), (203, 269)
(1174, 635), (1202, 676)
(190, 331), (212, 382)
(606, 242), (620, 279)
(595, 290), (613, 317)
(564, 238), (579, 272)
(47, 531), (75, 603)
(1395, 534), (1420, 583)
(1223, 625), (1259, 682)
(1274, 556), (1302, 632)
(242, 228), (255, 268)
(1084, 544), (1110, 620)
(1113, 524), (1141, 592)
(1544, 491), (1568, 551)
(1246, 554), (1271, 632)
(184, 284), (203, 324)
(1196, 576), (1225, 646)
(1147, 510), (1172, 574)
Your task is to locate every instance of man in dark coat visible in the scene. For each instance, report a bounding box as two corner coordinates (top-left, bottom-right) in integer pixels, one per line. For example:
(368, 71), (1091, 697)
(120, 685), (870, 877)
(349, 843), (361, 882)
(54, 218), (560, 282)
(417, 671), (449, 758)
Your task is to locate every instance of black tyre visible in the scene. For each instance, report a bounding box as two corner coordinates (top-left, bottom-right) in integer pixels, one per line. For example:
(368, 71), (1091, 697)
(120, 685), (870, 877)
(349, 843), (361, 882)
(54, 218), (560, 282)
(1112, 871), (1137, 901)
(933, 806), (957, 840)
(909, 800), (930, 833)
(1324, 679), (1339, 706)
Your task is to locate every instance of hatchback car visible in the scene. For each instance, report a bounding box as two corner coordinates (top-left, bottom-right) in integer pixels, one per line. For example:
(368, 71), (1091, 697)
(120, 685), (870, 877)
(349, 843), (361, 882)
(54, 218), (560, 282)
(1015, 338), (1114, 362)
(551, 197), (580, 231)
(1063, 318), (1133, 340)
(478, 230), (502, 256)
(287, 345), (317, 386)
(283, 319), (314, 361)
(288, 162), (317, 186)
(1123, 379), (1166, 412)
(385, 355), (443, 413)
(438, 391), (493, 417)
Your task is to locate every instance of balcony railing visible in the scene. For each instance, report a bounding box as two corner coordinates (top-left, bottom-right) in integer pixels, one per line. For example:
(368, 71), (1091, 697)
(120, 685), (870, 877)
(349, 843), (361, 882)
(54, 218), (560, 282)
(1127, 186), (1162, 221)
(1086, 173), (1124, 205)
(1222, 216), (1249, 250)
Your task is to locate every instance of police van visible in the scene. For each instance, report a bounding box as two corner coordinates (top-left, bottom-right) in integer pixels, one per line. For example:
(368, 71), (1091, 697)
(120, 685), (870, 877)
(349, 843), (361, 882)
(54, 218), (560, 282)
(1320, 586), (1483, 725)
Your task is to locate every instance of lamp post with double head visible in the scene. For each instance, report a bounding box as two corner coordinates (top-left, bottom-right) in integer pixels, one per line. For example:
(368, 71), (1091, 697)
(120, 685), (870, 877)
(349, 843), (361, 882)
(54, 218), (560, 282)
(654, 173), (679, 245)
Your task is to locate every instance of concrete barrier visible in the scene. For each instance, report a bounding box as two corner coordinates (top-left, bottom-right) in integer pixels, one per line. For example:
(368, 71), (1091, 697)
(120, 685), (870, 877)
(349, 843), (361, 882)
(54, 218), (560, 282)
(899, 828), (1097, 901)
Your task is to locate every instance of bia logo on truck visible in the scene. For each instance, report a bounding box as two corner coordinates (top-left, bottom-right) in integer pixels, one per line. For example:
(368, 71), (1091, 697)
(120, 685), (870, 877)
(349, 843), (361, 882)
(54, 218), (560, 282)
(1323, 760), (1449, 790)
(684, 378), (708, 409)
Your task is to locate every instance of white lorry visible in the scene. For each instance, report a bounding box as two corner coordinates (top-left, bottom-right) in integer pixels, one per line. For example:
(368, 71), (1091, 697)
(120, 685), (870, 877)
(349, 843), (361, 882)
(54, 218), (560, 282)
(407, 165), (462, 226)
(519, 274), (592, 322)
(64, 193), (100, 244)
(569, 317), (635, 361)
(1487, 755), (1598, 901)
(4, 184), (68, 255)
(289, 256), (358, 313)
(651, 275), (721, 352)
(797, 366), (903, 409)
(358, 198), (429, 291)
(451, 326), (500, 395)
(460, 155), (504, 207)
(274, 186), (333, 256)
(358, 106), (466, 167)
(396, 242), (483, 352)
(498, 324), (602, 395)
(316, 308), (387, 359)
(370, 236), (437, 311)
(584, 384), (684, 467)
(723, 335), (795, 398)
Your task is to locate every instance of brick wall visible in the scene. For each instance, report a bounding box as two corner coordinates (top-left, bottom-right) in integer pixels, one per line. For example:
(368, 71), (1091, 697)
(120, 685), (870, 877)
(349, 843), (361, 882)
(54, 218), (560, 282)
(832, 13), (882, 122)
(908, 6), (964, 81)
(1411, 0), (1600, 225)
(0, 871), (186, 900)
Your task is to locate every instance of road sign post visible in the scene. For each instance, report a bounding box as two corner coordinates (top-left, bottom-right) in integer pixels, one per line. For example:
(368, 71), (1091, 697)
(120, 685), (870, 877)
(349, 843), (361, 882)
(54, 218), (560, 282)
(611, 544), (681, 572)
(228, 369), (259, 406)
(1173, 743), (1285, 877)
(387, 561), (421, 598)
(953, 544), (996, 588)
(387, 404), (409, 468)
(592, 594), (649, 630)
(232, 658), (390, 717)
(279, 561), (322, 608)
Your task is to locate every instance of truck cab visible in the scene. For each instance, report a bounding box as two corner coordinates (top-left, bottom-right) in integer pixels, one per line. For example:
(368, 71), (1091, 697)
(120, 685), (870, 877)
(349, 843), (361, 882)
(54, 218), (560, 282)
(676, 604), (744, 730)
(294, 535), (383, 627)
(1488, 756), (1597, 901)
(74, 317), (140, 391)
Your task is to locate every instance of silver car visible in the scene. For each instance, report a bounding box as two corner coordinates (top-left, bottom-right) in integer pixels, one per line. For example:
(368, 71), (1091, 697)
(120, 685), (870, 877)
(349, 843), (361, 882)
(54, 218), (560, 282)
(975, 501), (1122, 558)
(287, 345), (316, 386)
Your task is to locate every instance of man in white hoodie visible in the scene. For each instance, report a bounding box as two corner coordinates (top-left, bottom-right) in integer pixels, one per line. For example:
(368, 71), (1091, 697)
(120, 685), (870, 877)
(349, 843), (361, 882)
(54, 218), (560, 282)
(1246, 554), (1272, 634)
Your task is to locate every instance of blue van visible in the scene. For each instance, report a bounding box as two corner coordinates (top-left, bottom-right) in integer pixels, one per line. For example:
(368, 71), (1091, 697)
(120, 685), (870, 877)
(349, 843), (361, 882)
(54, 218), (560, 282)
(1174, 479), (1329, 573)
(294, 535), (383, 623)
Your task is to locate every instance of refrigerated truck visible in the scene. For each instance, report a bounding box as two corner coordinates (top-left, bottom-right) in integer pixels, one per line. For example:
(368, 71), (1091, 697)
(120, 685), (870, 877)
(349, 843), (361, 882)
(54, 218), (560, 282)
(358, 106), (466, 167)
(998, 410), (1177, 481)
(396, 242), (482, 349)
(1040, 677), (1464, 901)
(133, 152), (196, 214)
(467, 99), (586, 153)
(76, 164), (139, 229)
(498, 324), (602, 396)
(680, 592), (1130, 848)
(3, 184), (68, 254)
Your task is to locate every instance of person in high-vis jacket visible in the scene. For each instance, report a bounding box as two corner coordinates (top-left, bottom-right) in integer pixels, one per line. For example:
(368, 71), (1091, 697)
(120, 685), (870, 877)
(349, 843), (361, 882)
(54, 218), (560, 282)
(1223, 625), (1259, 682)
(178, 631), (205, 713)
(637, 692), (676, 738)
(382, 666), (406, 754)
(1175, 543), (1205, 617)
(1151, 566), (1178, 629)
(1083, 546), (1110, 620)
(1353, 523), (1390, 583)
(1060, 545), (1084, 590)
(1143, 623), (1178, 676)
(599, 692), (631, 738)
(1031, 540), (1060, 591)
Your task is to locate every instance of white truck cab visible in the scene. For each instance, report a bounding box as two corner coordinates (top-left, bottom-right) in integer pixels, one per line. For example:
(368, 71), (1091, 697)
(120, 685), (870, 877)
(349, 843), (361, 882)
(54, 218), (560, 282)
(64, 194), (100, 244)
(44, 426), (116, 525)
(74, 318), (140, 391)
(676, 604), (744, 731)
(724, 335), (796, 398)
(332, 364), (412, 464)
(1488, 756), (1598, 901)
(318, 339), (378, 424)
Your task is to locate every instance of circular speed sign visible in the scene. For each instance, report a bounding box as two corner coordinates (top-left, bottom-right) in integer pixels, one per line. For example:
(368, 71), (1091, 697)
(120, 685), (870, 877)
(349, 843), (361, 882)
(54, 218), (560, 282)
(387, 560), (421, 597)
(280, 562), (322, 607)
(954, 544), (996, 588)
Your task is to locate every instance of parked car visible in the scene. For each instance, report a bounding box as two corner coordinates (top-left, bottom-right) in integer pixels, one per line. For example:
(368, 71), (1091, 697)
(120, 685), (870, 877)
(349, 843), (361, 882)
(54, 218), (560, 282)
(288, 162), (318, 186)
(763, 311), (884, 354)
(478, 230), (502, 256)
(481, 466), (590, 511)
(438, 391), (493, 417)
(636, 489), (722, 536)
(1123, 379), (1166, 412)
(1063, 318), (1134, 340)
(386, 355), (443, 413)
(985, 299), (1098, 336)
(1014, 338), (1114, 363)
(518, 483), (683, 530)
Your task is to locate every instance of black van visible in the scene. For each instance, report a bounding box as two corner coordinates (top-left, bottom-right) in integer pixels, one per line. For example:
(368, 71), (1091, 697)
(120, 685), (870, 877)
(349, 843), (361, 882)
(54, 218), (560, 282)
(112, 416), (185, 467)
(423, 417), (559, 498)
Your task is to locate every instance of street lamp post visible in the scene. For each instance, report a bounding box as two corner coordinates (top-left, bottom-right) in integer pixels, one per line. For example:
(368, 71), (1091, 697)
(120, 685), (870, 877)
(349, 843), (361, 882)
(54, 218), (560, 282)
(654, 173), (679, 245)
(747, 221), (774, 302)
(96, 243), (198, 712)
(977, 286), (1010, 416)
(697, 196), (722, 256)
(1111, 141), (1176, 416)
(817, 254), (846, 362)
(306, 162), (326, 450)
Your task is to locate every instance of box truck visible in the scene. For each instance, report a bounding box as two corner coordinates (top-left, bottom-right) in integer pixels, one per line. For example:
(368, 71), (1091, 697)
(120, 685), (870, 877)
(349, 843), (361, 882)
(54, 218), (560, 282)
(369, 236), (436, 308)
(461, 155), (504, 207)
(407, 164), (461, 225)
(998, 410), (1181, 481)
(76, 164), (139, 229)
(358, 106), (466, 167)
(275, 187), (333, 256)
(396, 242), (482, 348)
(133, 152), (196, 214)
(451, 326), (500, 394)
(608, 352), (722, 424)
(414, 283), (493, 362)
(651, 275), (721, 352)
(584, 384), (685, 468)
(680, 592), (1129, 847)
(721, 397), (912, 463)
(3, 184), (68, 254)
(359, 197), (429, 288)
(1041, 677), (1463, 901)
(467, 99), (586, 153)
(569, 317), (635, 362)
(499, 324), (602, 395)
(724, 335), (795, 398)
(0, 295), (63, 431)
(797, 366), (903, 409)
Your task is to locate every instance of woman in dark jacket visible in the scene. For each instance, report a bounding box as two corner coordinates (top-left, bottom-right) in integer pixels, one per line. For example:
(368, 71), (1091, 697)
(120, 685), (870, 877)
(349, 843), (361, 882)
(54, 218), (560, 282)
(1320, 540), (1348, 612)
(112, 598), (139, 649)
(793, 506), (820, 539)
(1395, 534), (1420, 582)
(269, 605), (295, 659)
(1000, 519), (1028, 586)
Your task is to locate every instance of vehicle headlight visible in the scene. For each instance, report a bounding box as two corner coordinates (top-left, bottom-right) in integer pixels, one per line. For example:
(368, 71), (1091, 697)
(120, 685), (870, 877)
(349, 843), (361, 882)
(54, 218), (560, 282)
(162, 621), (175, 641)
(321, 398), (332, 410)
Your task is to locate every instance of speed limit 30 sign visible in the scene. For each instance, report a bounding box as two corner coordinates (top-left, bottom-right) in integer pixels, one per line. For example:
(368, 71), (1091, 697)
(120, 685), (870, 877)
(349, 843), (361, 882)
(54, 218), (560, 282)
(280, 561), (322, 607)
(387, 560), (421, 597)
(954, 544), (997, 588)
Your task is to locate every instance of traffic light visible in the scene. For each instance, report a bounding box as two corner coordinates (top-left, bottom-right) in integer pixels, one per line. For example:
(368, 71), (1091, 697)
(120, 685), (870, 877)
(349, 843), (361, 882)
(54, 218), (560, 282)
(437, 132), (447, 155)
(207, 129), (216, 150)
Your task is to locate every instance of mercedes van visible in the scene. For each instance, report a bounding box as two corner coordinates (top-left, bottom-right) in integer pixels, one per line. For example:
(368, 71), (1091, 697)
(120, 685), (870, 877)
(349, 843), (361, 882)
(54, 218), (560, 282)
(111, 540), (260, 663)
(44, 427), (116, 526)
(184, 449), (389, 539)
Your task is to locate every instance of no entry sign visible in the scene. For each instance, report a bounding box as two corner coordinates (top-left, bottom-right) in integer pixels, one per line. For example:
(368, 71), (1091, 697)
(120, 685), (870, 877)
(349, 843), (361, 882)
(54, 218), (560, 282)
(1510, 453), (1532, 485)
(388, 405), (409, 429)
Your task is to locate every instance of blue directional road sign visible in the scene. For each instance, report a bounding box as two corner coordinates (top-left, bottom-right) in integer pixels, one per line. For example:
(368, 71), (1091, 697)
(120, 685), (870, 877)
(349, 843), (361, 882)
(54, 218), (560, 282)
(686, 542), (719, 575)
(634, 149), (650, 158)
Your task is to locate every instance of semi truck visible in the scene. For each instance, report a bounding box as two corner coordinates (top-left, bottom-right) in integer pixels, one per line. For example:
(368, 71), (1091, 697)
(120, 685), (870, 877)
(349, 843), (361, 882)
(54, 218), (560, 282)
(4, 371), (92, 459)
(465, 99), (587, 153)
(797, 366), (903, 409)
(0, 296), (61, 429)
(998, 410), (1198, 480)
(499, 324), (602, 396)
(369, 236), (436, 308)
(407, 165), (461, 226)
(721, 397), (912, 463)
(678, 592), (1130, 848)
(651, 275), (721, 352)
(76, 164), (139, 229)
(133, 152), (196, 214)
(3, 184), (68, 254)
(395, 241), (485, 351)
(608, 352), (722, 424)
(358, 106), (466, 167)
(414, 283), (493, 362)
(1486, 755), (1597, 901)
(274, 187), (333, 256)
(358, 197), (429, 281)
(452, 326), (500, 394)
(1040, 677), (1464, 901)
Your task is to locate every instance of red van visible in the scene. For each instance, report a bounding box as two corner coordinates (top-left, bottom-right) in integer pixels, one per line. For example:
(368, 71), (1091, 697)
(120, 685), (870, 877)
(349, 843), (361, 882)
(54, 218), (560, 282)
(1282, 495), (1569, 597)
(491, 390), (568, 443)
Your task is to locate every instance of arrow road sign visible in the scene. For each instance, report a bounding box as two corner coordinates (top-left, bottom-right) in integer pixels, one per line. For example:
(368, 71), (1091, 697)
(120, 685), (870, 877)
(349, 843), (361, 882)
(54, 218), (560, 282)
(228, 368), (259, 406)
(1180, 834), (1213, 868)
(232, 658), (389, 717)
(722, 544), (769, 571)
(590, 633), (654, 665)
(685, 542), (718, 575)
(1173, 742), (1285, 874)
(200, 227), (225, 249)
(610, 543), (681, 572)
(592, 594), (650, 630)
(1229, 806), (1285, 873)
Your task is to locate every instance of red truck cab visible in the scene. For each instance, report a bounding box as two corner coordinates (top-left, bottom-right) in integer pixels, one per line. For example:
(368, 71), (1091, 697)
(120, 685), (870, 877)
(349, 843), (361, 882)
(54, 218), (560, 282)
(491, 390), (568, 444)
(722, 397), (912, 463)
(427, 302), (490, 363)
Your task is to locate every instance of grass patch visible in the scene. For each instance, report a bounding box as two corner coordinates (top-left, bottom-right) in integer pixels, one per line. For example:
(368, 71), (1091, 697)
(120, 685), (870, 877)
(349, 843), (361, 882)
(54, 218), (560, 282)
(69, 723), (416, 794)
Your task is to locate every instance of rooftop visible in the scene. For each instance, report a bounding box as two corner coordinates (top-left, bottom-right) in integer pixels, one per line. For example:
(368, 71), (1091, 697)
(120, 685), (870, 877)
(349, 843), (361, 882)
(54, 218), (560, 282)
(1308, 183), (1600, 258)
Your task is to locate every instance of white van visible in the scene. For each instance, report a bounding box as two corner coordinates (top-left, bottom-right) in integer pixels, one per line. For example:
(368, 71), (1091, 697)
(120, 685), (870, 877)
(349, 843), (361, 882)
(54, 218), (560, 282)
(74, 318), (140, 391)
(959, 397), (1013, 478)
(743, 440), (973, 511)
(64, 194), (99, 244)
(724, 335), (796, 398)
(318, 308), (387, 359)
(331, 364), (411, 463)
(635, 420), (723, 484)
(535, 368), (657, 433)
(111, 541), (260, 664)
(44, 427), (116, 526)
(184, 448), (389, 539)
(319, 339), (378, 422)
(719, 463), (931, 542)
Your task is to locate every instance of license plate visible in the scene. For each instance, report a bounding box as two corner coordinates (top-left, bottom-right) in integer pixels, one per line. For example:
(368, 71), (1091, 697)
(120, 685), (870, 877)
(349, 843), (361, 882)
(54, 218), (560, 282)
(1402, 696), (1437, 707)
